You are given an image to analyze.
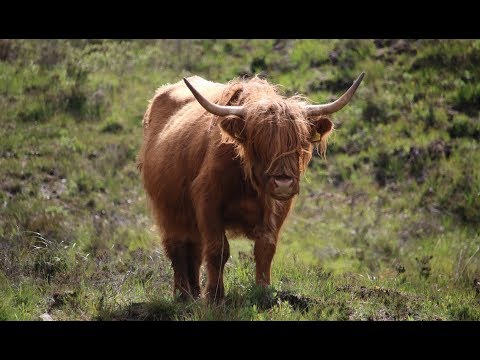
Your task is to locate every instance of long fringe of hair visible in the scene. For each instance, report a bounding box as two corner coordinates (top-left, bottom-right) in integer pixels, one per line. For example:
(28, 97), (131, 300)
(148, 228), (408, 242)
(212, 76), (333, 188)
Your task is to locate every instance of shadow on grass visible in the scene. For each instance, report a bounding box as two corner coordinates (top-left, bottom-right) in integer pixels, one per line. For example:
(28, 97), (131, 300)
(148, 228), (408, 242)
(95, 287), (316, 321)
(96, 299), (181, 321)
(242, 286), (313, 312)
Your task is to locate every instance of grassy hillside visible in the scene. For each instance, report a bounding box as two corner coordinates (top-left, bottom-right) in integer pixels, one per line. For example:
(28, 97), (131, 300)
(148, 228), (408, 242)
(1, 39), (479, 320)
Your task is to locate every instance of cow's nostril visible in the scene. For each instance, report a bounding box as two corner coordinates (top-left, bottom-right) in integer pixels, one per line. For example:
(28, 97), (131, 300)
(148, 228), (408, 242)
(274, 178), (294, 189)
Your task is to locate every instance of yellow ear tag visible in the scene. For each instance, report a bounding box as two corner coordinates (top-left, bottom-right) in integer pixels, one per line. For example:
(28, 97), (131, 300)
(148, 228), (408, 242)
(312, 132), (321, 142)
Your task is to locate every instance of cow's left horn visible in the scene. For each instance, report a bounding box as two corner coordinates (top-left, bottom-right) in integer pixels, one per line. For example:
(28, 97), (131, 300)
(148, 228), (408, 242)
(305, 72), (365, 116)
(183, 78), (245, 117)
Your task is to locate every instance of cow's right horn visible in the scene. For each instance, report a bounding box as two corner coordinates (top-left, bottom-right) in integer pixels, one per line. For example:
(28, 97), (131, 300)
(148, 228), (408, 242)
(183, 78), (245, 117)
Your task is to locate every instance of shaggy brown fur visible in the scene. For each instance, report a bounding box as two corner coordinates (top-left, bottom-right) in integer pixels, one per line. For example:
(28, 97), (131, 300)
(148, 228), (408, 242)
(138, 75), (334, 302)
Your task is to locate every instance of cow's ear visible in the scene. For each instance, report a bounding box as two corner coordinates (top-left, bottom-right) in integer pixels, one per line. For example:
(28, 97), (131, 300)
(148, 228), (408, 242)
(309, 117), (333, 143)
(219, 116), (246, 143)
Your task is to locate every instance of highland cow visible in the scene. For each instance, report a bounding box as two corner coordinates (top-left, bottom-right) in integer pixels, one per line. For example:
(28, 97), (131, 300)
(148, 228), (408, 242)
(138, 72), (364, 302)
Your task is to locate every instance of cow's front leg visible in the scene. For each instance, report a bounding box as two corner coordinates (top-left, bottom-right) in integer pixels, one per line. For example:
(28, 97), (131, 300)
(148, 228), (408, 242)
(204, 234), (230, 302)
(192, 180), (230, 303)
(254, 235), (277, 286)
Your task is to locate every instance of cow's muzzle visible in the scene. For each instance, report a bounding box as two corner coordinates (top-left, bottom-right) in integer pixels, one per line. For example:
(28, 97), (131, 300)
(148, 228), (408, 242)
(270, 176), (298, 201)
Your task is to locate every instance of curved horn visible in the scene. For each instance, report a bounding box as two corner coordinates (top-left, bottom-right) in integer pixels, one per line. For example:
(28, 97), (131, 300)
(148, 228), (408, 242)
(305, 72), (365, 116)
(183, 78), (245, 117)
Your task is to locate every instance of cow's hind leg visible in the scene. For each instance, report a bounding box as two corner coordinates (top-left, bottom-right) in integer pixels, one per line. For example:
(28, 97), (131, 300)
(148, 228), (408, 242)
(164, 238), (192, 301)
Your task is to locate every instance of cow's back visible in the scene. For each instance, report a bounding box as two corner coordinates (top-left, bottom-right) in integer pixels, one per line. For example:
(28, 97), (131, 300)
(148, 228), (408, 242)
(142, 76), (222, 134)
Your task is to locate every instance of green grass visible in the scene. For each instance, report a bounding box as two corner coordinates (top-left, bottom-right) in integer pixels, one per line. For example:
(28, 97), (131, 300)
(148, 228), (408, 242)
(1, 39), (479, 320)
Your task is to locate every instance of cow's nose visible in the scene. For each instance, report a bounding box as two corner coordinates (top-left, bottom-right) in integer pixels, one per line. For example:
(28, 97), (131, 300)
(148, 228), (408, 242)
(274, 177), (294, 192)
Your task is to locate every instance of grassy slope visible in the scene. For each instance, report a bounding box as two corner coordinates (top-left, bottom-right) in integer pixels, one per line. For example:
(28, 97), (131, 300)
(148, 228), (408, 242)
(0, 39), (479, 320)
